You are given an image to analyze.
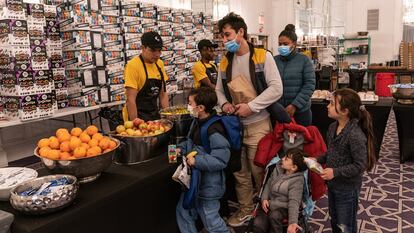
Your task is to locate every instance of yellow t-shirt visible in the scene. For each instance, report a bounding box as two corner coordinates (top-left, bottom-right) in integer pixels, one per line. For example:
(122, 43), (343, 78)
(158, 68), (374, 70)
(123, 56), (169, 121)
(192, 60), (217, 88)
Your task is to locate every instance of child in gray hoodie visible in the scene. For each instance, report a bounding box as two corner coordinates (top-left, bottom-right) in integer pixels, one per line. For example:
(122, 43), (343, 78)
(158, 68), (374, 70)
(253, 148), (308, 233)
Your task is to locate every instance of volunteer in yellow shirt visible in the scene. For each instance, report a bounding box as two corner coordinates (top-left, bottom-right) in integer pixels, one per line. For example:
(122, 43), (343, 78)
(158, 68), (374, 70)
(123, 31), (169, 122)
(192, 39), (218, 89)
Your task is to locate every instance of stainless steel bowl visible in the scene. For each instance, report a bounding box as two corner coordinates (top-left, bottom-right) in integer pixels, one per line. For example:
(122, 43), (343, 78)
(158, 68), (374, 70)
(110, 119), (173, 165)
(160, 106), (193, 144)
(10, 174), (78, 215)
(35, 138), (120, 183)
(389, 84), (414, 104)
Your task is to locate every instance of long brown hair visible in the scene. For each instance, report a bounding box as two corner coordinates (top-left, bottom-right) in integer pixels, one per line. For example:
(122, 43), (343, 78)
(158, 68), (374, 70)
(333, 88), (376, 171)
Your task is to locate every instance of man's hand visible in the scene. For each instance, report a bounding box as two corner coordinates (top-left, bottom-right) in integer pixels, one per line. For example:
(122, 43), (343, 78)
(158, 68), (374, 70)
(222, 102), (236, 114)
(261, 200), (269, 213)
(285, 104), (296, 117)
(321, 168), (334, 180)
(235, 103), (253, 117)
(287, 223), (302, 233)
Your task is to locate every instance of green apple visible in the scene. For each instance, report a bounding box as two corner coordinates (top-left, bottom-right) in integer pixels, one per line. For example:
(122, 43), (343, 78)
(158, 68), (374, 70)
(124, 121), (134, 129)
(116, 125), (126, 134)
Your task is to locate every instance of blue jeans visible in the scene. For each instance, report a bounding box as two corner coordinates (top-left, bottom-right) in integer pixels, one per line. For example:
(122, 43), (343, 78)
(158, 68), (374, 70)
(294, 108), (312, 126)
(176, 193), (229, 233)
(328, 188), (360, 233)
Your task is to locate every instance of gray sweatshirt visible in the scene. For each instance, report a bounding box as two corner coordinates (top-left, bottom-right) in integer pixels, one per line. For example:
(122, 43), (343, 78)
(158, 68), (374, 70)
(216, 51), (283, 125)
(317, 119), (368, 191)
(261, 164), (304, 224)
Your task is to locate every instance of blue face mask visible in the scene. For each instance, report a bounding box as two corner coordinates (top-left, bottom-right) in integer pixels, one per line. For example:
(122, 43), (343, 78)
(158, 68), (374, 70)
(225, 37), (240, 53)
(278, 45), (291, 56)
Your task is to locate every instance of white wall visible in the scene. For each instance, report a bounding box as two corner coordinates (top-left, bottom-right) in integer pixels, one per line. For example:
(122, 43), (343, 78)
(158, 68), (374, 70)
(232, 0), (403, 63)
(345, 0), (403, 64)
(227, 0), (295, 54)
(269, 0), (296, 54)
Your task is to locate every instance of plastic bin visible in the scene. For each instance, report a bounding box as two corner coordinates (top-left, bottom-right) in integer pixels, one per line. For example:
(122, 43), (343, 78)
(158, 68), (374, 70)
(376, 73), (395, 97)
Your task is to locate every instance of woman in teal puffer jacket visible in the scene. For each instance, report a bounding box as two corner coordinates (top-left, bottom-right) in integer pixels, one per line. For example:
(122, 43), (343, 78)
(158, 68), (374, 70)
(275, 24), (315, 126)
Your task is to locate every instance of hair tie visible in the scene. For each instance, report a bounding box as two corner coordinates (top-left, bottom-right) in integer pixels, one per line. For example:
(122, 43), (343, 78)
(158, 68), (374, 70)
(359, 105), (366, 112)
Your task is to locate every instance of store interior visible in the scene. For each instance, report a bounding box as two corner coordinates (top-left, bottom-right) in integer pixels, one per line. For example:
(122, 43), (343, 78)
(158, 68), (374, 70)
(0, 0), (413, 233)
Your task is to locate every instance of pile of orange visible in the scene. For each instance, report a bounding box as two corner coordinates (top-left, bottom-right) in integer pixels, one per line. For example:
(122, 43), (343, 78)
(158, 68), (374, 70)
(37, 125), (118, 160)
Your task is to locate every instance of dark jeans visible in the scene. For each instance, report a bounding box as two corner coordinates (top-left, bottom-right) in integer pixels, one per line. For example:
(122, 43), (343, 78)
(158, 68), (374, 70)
(253, 208), (287, 233)
(328, 188), (360, 233)
(294, 108), (312, 127)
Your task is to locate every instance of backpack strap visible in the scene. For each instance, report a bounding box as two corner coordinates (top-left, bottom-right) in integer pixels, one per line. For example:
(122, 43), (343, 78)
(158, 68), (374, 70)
(199, 115), (221, 153)
(223, 43), (268, 100)
(200, 115), (243, 153)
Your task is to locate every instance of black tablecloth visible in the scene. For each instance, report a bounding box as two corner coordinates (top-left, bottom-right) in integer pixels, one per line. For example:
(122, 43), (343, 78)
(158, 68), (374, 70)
(0, 156), (181, 233)
(311, 98), (393, 159)
(392, 101), (414, 163)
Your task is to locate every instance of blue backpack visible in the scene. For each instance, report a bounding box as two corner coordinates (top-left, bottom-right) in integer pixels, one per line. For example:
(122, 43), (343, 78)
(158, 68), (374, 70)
(200, 114), (242, 173)
(182, 114), (242, 210)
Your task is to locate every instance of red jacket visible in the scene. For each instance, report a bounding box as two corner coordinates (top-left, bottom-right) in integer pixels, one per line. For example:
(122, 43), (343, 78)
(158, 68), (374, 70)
(254, 122), (327, 201)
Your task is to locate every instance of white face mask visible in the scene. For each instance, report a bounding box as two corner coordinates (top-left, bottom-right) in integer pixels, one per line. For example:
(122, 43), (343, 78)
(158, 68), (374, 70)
(187, 104), (198, 118)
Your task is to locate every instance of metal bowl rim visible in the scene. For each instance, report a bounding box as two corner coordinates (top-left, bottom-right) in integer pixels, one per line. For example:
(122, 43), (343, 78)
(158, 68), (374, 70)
(10, 174), (78, 196)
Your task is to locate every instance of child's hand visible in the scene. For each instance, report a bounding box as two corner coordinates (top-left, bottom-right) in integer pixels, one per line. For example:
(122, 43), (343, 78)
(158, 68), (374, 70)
(186, 156), (196, 167)
(176, 148), (181, 156)
(287, 223), (302, 233)
(321, 168), (334, 180)
(261, 200), (269, 213)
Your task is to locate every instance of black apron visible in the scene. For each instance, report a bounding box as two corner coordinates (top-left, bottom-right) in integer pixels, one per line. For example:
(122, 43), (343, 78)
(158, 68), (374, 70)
(201, 62), (218, 86)
(135, 55), (166, 121)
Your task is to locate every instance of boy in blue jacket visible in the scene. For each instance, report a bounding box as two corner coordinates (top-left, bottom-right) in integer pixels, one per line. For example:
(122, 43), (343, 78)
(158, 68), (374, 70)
(176, 87), (231, 233)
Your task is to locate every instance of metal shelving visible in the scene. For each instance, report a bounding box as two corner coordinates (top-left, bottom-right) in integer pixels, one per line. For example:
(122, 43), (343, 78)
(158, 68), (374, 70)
(337, 37), (371, 66)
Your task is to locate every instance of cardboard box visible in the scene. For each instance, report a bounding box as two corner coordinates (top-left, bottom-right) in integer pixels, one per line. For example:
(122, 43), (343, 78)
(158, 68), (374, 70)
(4, 95), (39, 121)
(37, 93), (53, 117)
(53, 88), (69, 109)
(96, 68), (107, 84)
(33, 70), (52, 94)
(67, 81), (83, 97)
(44, 4), (57, 21)
(28, 22), (45, 47)
(0, 46), (13, 70)
(91, 31), (103, 49)
(0, 70), (35, 96)
(98, 86), (109, 103)
(61, 29), (92, 47)
(81, 69), (97, 86)
(12, 45), (31, 71)
(46, 25), (61, 46)
(69, 92), (98, 107)
(47, 47), (63, 68)
(0, 19), (29, 46)
(26, 4), (45, 25)
(109, 84), (125, 102)
(52, 68), (66, 89)
(108, 69), (123, 84)
(63, 49), (94, 68)
(31, 45), (48, 70)
(0, 0), (25, 20)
